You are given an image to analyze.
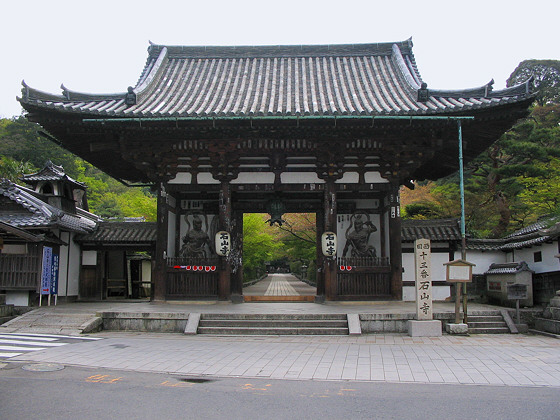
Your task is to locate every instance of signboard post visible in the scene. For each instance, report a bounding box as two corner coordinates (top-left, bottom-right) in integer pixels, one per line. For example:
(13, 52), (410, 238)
(408, 239), (442, 337)
(507, 283), (528, 324)
(39, 246), (59, 306)
(414, 238), (433, 320)
(444, 259), (475, 324)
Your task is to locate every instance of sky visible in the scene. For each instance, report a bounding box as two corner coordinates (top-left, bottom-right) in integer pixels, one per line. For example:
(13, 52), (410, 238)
(1, 0), (559, 118)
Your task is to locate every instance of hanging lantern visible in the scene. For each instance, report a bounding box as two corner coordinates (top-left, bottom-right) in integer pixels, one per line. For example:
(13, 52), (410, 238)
(265, 196), (286, 226)
(321, 231), (337, 257)
(215, 231), (231, 256)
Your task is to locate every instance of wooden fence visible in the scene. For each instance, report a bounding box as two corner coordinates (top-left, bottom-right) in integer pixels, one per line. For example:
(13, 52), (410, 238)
(336, 256), (391, 298)
(166, 257), (221, 298)
(0, 253), (41, 290)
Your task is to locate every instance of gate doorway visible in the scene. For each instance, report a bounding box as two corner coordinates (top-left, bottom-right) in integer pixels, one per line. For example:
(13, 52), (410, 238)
(241, 213), (317, 302)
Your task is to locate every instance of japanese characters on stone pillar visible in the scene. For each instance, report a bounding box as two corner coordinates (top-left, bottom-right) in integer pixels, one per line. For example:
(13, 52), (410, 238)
(414, 238), (433, 320)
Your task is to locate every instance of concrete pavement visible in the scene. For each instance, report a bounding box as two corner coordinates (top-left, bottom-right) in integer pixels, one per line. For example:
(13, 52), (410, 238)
(5, 331), (560, 387)
(2, 297), (560, 388)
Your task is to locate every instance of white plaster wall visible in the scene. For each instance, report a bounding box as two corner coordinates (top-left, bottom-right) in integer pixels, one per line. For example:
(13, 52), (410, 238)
(513, 243), (560, 273)
(463, 250), (507, 275)
(232, 173), (275, 184)
(2, 244), (27, 254)
(403, 286), (451, 302)
(168, 172), (192, 184)
(5, 291), (30, 306)
(82, 250), (97, 266)
(335, 172), (359, 183)
(142, 260), (152, 281)
(58, 232), (81, 297)
(197, 173), (220, 184)
(281, 172), (324, 184)
(364, 172), (389, 183)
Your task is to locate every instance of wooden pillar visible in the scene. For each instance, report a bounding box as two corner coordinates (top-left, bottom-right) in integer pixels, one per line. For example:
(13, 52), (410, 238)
(218, 181), (232, 300)
(324, 179), (337, 300)
(315, 209), (325, 301)
(388, 183), (403, 300)
(153, 182), (169, 301)
(230, 209), (244, 301)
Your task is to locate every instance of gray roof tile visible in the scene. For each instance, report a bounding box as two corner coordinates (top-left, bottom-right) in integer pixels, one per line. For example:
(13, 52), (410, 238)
(75, 222), (157, 245)
(0, 179), (98, 233)
(19, 40), (534, 118)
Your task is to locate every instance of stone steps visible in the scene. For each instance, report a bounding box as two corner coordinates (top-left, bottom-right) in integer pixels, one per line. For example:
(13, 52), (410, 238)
(468, 314), (510, 334)
(196, 313), (349, 335)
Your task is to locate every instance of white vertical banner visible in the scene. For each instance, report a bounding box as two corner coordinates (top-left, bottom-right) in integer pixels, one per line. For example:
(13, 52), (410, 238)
(414, 238), (433, 320)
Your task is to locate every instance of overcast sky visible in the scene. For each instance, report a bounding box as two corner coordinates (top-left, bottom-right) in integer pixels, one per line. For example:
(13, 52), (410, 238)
(1, 0), (559, 118)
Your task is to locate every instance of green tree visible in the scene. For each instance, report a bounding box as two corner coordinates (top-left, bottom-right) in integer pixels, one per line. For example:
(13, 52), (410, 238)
(242, 213), (282, 281)
(0, 117), (157, 221)
(0, 156), (35, 183)
(507, 60), (560, 106)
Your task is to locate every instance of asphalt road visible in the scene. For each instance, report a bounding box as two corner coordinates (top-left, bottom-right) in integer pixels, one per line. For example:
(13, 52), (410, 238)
(1, 363), (558, 420)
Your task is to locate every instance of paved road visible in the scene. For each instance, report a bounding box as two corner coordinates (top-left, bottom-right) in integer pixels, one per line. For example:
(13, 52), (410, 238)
(1, 365), (559, 420)
(5, 332), (560, 387)
(244, 273), (316, 296)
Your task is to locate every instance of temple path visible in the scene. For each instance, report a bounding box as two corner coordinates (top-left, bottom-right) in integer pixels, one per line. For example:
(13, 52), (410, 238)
(243, 273), (316, 296)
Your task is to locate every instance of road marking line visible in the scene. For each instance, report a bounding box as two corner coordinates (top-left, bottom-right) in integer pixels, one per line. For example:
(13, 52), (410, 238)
(0, 334), (58, 342)
(0, 346), (47, 352)
(0, 339), (67, 347)
(2, 333), (102, 340)
(0, 352), (24, 358)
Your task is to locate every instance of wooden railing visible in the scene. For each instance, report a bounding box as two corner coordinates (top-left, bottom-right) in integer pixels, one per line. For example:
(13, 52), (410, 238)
(0, 253), (41, 290)
(166, 257), (221, 298)
(336, 256), (391, 298)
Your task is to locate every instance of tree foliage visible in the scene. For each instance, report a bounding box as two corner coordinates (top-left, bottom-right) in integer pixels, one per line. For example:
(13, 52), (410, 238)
(0, 117), (156, 221)
(401, 104), (560, 238)
(242, 213), (317, 282)
(507, 60), (560, 106)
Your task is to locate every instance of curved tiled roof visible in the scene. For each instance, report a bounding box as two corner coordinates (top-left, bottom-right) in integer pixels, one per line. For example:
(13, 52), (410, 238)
(21, 160), (86, 189)
(18, 40), (534, 118)
(75, 222), (157, 245)
(0, 179), (98, 233)
(401, 218), (462, 242)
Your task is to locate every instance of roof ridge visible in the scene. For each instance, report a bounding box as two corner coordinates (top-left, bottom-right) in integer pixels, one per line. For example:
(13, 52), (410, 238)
(146, 40), (415, 59)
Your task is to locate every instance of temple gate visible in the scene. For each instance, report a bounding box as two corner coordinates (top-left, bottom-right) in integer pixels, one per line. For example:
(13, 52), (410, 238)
(18, 40), (534, 301)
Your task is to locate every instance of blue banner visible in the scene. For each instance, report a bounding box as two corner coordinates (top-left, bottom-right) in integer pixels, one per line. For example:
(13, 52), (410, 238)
(41, 246), (52, 295)
(50, 253), (59, 295)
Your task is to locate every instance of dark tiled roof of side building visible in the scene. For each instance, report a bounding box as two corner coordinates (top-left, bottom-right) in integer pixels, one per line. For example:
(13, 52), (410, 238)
(401, 218), (462, 242)
(75, 221), (157, 245)
(0, 179), (98, 233)
(21, 160), (86, 189)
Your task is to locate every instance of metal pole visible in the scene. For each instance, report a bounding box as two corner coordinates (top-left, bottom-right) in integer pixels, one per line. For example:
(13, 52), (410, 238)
(458, 121), (468, 324)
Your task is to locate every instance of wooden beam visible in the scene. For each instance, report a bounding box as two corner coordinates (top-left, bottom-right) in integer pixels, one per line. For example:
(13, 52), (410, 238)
(388, 184), (403, 300)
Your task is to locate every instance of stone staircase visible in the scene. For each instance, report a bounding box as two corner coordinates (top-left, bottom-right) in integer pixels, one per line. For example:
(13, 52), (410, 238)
(468, 313), (510, 334)
(196, 313), (350, 335)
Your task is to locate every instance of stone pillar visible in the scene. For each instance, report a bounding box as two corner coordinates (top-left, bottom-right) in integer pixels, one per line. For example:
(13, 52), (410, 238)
(218, 181), (232, 300)
(153, 182), (169, 301)
(324, 179), (337, 300)
(388, 184), (403, 300)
